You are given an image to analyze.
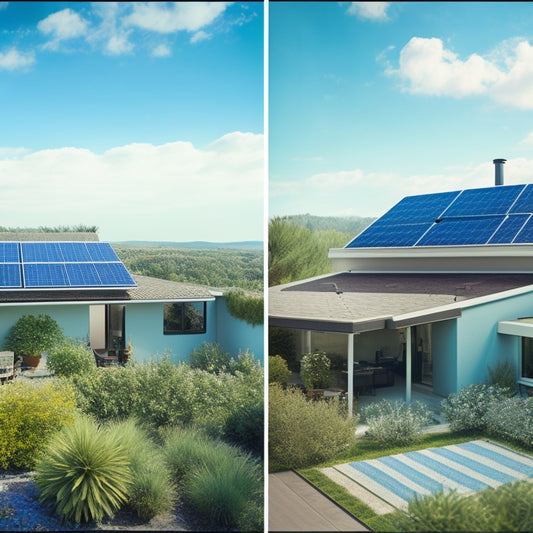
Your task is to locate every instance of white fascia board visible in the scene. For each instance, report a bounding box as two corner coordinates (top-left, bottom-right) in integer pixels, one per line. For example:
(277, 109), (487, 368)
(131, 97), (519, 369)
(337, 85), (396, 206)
(0, 297), (216, 307)
(391, 283), (533, 325)
(498, 320), (533, 337)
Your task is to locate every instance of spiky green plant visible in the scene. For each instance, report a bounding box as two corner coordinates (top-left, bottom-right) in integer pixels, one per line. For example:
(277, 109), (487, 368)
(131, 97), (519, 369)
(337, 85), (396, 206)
(35, 417), (133, 524)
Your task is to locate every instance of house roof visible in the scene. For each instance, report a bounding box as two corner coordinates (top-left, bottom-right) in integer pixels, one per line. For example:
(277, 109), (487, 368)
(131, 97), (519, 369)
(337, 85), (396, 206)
(269, 272), (533, 333)
(0, 274), (215, 305)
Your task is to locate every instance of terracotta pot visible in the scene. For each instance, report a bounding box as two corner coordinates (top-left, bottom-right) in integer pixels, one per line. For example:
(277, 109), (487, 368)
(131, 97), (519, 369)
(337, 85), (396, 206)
(22, 354), (41, 370)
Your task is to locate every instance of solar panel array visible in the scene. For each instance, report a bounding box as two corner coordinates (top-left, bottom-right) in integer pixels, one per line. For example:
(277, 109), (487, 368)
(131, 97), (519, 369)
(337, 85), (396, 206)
(346, 184), (533, 249)
(0, 242), (136, 289)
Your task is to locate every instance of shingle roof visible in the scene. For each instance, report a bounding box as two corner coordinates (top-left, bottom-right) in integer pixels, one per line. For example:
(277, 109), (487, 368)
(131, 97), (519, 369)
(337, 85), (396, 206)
(0, 274), (214, 304)
(269, 272), (533, 333)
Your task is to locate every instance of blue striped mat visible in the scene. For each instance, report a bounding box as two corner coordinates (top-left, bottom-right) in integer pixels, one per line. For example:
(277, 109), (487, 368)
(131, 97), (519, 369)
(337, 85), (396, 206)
(324, 440), (533, 512)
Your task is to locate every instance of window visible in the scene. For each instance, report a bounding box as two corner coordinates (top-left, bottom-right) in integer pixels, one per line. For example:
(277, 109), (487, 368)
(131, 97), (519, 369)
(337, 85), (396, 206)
(522, 337), (533, 381)
(164, 302), (206, 335)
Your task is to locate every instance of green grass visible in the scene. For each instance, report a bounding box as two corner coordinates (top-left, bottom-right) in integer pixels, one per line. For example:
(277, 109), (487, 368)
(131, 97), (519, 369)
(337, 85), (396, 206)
(296, 431), (532, 532)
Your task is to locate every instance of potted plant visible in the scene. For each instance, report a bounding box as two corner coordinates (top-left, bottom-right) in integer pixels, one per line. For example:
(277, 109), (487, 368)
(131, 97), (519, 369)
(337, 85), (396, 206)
(2, 314), (64, 370)
(300, 350), (331, 391)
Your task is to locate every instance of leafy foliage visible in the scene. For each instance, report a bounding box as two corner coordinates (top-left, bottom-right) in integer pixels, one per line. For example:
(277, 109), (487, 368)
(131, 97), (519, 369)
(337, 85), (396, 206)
(269, 384), (357, 471)
(46, 339), (96, 378)
(386, 481), (533, 532)
(487, 360), (517, 395)
(2, 314), (64, 357)
(0, 225), (98, 233)
(486, 396), (533, 449)
(188, 342), (232, 374)
(0, 380), (76, 469)
(300, 351), (331, 390)
(35, 416), (133, 524)
(361, 399), (433, 447)
(268, 216), (356, 286)
(441, 384), (508, 433)
(268, 354), (291, 385)
(115, 245), (263, 291)
(224, 288), (263, 325)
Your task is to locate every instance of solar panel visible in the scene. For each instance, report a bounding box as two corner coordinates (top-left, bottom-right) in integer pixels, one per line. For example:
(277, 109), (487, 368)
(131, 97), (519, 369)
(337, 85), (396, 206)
(0, 241), (136, 290)
(0, 243), (20, 263)
(0, 264), (22, 288)
(346, 183), (533, 249)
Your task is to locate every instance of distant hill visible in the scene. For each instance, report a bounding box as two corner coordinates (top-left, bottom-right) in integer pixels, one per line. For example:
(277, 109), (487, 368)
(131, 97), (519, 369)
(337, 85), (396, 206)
(281, 214), (375, 236)
(113, 240), (263, 250)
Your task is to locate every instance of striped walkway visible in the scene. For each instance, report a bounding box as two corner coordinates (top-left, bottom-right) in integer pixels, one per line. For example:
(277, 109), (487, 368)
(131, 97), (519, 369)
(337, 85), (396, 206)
(321, 440), (533, 514)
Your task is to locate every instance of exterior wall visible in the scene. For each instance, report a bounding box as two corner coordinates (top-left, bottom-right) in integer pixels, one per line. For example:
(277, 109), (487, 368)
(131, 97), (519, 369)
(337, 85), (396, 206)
(0, 304), (89, 348)
(432, 319), (458, 397)
(455, 293), (533, 390)
(125, 301), (217, 364)
(215, 297), (264, 363)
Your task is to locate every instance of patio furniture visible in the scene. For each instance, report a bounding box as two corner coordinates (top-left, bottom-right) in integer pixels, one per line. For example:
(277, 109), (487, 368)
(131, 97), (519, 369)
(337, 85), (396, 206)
(354, 370), (374, 396)
(0, 351), (15, 383)
(93, 349), (119, 367)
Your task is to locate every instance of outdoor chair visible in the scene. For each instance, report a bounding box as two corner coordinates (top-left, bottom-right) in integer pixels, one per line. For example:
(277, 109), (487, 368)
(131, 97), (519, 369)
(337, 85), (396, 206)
(93, 349), (119, 367)
(0, 351), (15, 383)
(354, 370), (375, 396)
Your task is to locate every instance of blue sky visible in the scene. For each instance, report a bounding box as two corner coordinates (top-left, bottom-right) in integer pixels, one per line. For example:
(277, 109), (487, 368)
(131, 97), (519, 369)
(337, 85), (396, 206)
(269, 2), (533, 222)
(0, 2), (263, 242)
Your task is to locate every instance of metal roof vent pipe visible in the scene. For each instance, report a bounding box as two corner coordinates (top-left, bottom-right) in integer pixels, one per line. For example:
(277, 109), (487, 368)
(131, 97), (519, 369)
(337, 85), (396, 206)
(493, 158), (506, 186)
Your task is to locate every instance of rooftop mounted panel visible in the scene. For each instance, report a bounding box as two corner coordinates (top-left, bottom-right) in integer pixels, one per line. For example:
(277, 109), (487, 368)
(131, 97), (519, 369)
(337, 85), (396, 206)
(488, 214), (530, 244)
(23, 263), (69, 287)
(86, 242), (119, 262)
(94, 262), (136, 286)
(0, 264), (22, 287)
(346, 222), (431, 248)
(65, 263), (102, 286)
(0, 243), (20, 263)
(21, 242), (63, 263)
(59, 242), (92, 262)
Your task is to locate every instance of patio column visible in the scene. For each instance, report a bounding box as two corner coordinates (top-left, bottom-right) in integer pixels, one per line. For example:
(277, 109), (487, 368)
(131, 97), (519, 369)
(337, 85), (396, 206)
(304, 330), (312, 353)
(405, 326), (412, 404)
(347, 333), (354, 417)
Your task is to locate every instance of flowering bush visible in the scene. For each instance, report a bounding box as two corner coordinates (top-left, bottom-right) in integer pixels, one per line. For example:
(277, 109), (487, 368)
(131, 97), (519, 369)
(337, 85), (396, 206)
(47, 339), (96, 378)
(361, 399), (433, 447)
(486, 396), (533, 449)
(441, 384), (508, 433)
(300, 351), (331, 390)
(268, 355), (291, 385)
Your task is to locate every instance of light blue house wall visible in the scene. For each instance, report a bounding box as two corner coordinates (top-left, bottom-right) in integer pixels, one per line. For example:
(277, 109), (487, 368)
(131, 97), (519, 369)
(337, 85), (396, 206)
(0, 304), (89, 346)
(124, 300), (218, 363)
(431, 289), (533, 396)
(215, 298), (264, 363)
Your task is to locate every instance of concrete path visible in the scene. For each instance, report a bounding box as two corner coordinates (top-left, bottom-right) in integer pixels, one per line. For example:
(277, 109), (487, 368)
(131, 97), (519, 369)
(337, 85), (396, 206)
(269, 471), (369, 532)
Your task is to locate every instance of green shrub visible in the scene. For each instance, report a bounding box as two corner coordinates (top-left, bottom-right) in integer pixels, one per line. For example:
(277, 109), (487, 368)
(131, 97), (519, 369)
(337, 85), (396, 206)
(224, 400), (264, 456)
(487, 360), (517, 396)
(2, 314), (64, 357)
(387, 480), (533, 532)
(441, 384), (508, 433)
(300, 351), (331, 390)
(486, 396), (533, 449)
(47, 339), (96, 378)
(361, 399), (433, 447)
(224, 288), (264, 326)
(269, 354), (291, 385)
(106, 419), (175, 520)
(35, 416), (132, 524)
(0, 380), (76, 469)
(269, 384), (356, 471)
(188, 342), (232, 374)
(228, 349), (261, 376)
(186, 455), (261, 529)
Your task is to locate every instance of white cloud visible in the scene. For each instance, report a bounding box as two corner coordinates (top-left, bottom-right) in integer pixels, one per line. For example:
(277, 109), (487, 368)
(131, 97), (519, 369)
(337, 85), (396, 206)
(38, 8), (89, 50)
(0, 132), (264, 242)
(347, 2), (390, 22)
(190, 30), (211, 43)
(123, 2), (229, 33)
(105, 30), (134, 55)
(520, 132), (533, 146)
(0, 47), (35, 70)
(152, 44), (171, 57)
(390, 37), (502, 97)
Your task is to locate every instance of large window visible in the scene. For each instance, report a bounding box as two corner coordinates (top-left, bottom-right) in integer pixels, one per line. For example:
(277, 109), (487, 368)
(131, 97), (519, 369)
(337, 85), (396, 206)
(164, 302), (206, 335)
(522, 337), (533, 381)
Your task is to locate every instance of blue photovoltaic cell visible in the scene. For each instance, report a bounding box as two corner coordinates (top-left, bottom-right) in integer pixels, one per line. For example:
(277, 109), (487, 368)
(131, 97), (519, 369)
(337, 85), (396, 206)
(346, 223), (431, 248)
(60, 242), (92, 262)
(375, 190), (461, 225)
(510, 184), (533, 214)
(94, 262), (136, 286)
(512, 216), (533, 243)
(86, 242), (119, 262)
(416, 216), (506, 246)
(443, 185), (524, 217)
(0, 243), (20, 263)
(23, 263), (69, 287)
(0, 264), (22, 287)
(488, 214), (530, 244)
(65, 263), (102, 286)
(22, 242), (63, 262)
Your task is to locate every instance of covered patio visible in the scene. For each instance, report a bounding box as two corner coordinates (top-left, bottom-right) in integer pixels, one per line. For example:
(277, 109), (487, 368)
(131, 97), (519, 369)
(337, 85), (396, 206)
(270, 271), (533, 416)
